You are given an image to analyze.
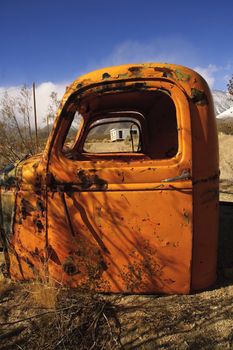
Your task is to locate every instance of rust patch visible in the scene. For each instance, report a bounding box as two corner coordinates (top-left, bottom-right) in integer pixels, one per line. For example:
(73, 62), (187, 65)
(102, 72), (111, 80)
(62, 256), (80, 275)
(77, 170), (108, 190)
(121, 240), (163, 292)
(20, 198), (28, 219)
(36, 199), (44, 214)
(77, 83), (83, 89)
(154, 67), (173, 78)
(34, 218), (44, 232)
(128, 66), (142, 75)
(174, 69), (191, 82)
(191, 88), (208, 105)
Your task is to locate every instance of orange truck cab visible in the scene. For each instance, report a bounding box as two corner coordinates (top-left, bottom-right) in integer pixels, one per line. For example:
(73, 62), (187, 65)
(0, 63), (219, 294)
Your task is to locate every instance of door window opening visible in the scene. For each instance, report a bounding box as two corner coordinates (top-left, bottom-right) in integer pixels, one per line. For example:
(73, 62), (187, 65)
(62, 90), (178, 160)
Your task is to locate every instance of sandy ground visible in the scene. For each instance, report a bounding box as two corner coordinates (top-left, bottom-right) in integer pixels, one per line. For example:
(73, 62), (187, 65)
(0, 133), (233, 349)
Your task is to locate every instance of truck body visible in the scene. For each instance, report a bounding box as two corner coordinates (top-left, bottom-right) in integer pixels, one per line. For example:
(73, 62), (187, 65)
(0, 63), (219, 294)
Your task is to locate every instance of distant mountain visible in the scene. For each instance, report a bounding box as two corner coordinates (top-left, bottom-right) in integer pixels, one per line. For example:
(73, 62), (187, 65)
(216, 106), (233, 119)
(212, 90), (233, 118)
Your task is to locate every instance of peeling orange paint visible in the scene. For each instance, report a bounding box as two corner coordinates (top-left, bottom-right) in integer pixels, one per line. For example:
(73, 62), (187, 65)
(0, 63), (219, 294)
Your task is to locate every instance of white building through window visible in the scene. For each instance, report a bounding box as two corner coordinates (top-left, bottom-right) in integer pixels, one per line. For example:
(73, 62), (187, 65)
(110, 128), (138, 142)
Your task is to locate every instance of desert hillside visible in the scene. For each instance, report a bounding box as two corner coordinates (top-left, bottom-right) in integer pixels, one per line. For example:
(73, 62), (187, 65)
(219, 133), (233, 201)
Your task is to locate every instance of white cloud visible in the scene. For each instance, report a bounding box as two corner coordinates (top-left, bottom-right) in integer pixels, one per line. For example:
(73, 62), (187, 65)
(102, 38), (199, 68)
(194, 63), (233, 90)
(0, 82), (67, 126)
(193, 64), (219, 88)
(35, 82), (66, 122)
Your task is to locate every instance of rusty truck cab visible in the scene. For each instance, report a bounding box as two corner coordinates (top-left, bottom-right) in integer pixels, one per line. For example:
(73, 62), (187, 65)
(1, 63), (219, 294)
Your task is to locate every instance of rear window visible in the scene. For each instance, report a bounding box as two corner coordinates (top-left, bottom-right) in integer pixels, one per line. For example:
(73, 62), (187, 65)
(83, 115), (142, 154)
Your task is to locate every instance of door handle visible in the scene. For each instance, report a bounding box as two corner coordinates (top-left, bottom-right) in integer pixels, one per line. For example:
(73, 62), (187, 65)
(161, 170), (191, 183)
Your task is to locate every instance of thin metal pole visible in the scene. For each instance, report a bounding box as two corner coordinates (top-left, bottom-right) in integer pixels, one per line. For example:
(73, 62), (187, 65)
(32, 82), (38, 152)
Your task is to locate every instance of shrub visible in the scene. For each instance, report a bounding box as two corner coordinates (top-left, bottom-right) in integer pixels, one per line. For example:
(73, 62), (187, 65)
(216, 118), (233, 135)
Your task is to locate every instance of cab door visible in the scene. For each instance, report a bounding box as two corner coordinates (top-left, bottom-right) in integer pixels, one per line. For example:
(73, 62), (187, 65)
(47, 86), (193, 294)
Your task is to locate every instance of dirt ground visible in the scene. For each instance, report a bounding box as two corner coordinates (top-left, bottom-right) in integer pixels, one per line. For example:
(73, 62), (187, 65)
(0, 133), (233, 350)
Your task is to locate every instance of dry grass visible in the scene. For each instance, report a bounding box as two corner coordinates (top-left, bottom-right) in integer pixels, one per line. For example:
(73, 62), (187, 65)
(24, 278), (60, 309)
(0, 277), (15, 299)
(0, 283), (120, 350)
(217, 117), (233, 135)
(0, 261), (120, 349)
(0, 278), (233, 349)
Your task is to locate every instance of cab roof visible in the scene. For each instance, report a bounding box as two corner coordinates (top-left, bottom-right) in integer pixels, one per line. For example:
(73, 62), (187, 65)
(59, 63), (211, 111)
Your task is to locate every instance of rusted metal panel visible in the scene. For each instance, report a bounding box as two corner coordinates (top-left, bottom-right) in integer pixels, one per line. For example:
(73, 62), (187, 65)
(0, 63), (219, 294)
(47, 189), (192, 293)
(9, 189), (47, 280)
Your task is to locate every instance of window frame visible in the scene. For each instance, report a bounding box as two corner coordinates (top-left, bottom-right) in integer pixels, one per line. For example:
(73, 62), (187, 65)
(82, 116), (143, 155)
(66, 110), (148, 159)
(50, 82), (190, 172)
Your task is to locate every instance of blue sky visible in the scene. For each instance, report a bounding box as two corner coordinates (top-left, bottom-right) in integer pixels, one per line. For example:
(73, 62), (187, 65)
(0, 0), (233, 91)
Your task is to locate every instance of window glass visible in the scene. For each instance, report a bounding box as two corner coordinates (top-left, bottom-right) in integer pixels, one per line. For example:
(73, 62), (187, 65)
(83, 118), (141, 153)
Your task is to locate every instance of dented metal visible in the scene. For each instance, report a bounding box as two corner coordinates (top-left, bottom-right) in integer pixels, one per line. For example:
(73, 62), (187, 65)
(0, 63), (219, 294)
